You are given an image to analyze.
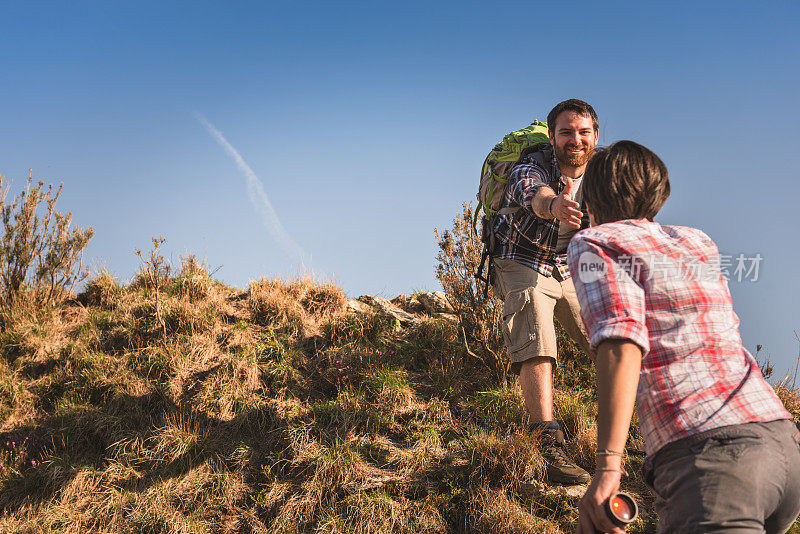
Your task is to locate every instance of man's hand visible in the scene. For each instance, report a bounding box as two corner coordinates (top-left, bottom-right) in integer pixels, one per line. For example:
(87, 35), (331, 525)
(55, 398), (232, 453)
(551, 177), (583, 229)
(576, 471), (626, 534)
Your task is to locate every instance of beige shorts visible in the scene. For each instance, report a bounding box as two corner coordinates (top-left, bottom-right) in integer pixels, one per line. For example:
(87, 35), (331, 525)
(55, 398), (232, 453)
(492, 258), (592, 374)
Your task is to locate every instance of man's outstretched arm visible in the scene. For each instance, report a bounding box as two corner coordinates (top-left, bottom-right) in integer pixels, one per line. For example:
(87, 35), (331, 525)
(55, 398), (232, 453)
(509, 164), (582, 226)
(531, 178), (583, 228)
(576, 339), (642, 534)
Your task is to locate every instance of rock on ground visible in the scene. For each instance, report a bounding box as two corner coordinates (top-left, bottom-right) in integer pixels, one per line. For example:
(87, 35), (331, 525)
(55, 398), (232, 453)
(356, 295), (418, 325)
(416, 291), (454, 314)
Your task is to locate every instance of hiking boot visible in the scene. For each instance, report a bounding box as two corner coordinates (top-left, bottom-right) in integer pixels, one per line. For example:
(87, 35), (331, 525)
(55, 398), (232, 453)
(537, 428), (591, 485)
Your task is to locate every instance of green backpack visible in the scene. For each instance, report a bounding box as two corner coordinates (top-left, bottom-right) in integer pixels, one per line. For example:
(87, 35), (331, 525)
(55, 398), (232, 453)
(475, 120), (550, 225)
(474, 120), (552, 294)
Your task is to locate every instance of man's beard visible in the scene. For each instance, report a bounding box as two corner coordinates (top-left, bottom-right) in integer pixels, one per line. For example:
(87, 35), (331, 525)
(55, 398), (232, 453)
(555, 142), (594, 168)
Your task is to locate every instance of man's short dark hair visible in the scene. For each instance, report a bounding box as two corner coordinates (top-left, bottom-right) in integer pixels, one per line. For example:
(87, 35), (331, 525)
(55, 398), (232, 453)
(547, 99), (599, 132)
(582, 140), (671, 225)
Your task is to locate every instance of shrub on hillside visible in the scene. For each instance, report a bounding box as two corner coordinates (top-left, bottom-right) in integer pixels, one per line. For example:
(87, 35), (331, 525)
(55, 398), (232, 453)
(0, 173), (94, 326)
(435, 203), (505, 379)
(132, 236), (170, 293)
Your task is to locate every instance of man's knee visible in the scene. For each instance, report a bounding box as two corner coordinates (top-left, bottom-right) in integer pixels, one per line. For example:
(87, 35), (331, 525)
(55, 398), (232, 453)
(509, 354), (558, 377)
(516, 355), (555, 378)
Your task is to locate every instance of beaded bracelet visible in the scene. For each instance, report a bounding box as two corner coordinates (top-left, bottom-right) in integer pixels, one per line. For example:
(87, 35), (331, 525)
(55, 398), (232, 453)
(595, 466), (628, 476)
(596, 449), (623, 457)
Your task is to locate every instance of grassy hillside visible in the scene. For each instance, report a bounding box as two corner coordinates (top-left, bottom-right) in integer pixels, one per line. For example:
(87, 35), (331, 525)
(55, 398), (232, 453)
(0, 258), (797, 533)
(0, 254), (614, 533)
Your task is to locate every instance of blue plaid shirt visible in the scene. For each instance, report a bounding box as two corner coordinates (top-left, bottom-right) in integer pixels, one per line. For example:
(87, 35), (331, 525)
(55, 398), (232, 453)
(491, 151), (589, 278)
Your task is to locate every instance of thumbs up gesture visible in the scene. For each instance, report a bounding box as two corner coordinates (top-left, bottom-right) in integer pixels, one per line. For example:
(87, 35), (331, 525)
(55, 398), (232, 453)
(551, 177), (583, 229)
(562, 176), (574, 198)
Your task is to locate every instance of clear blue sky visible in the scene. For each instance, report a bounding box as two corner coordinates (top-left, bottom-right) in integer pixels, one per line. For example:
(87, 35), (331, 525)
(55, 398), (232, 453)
(2, 1), (798, 376)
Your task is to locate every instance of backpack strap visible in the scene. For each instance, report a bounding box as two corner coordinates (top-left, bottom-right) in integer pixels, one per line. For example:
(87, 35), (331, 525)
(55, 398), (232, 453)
(518, 142), (553, 168)
(475, 246), (494, 298)
(475, 216), (497, 297)
(527, 144), (565, 194)
(497, 206), (520, 216)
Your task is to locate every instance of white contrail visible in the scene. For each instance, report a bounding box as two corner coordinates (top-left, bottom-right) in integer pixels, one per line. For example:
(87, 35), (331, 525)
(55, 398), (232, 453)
(195, 113), (309, 267)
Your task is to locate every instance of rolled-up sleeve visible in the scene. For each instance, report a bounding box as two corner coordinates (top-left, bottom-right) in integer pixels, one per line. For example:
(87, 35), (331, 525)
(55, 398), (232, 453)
(508, 164), (551, 215)
(567, 234), (650, 355)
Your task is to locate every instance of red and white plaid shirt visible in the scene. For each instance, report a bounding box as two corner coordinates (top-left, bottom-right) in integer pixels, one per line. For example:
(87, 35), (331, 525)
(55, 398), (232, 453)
(567, 219), (791, 457)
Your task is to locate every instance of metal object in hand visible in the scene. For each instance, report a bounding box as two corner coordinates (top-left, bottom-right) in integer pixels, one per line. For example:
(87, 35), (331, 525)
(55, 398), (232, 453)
(605, 492), (638, 527)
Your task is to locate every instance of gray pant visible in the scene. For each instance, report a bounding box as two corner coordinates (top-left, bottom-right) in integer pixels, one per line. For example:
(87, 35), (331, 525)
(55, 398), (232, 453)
(643, 419), (800, 533)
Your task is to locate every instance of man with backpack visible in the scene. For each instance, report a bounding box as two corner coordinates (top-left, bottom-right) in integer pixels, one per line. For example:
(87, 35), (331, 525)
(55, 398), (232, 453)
(486, 99), (599, 484)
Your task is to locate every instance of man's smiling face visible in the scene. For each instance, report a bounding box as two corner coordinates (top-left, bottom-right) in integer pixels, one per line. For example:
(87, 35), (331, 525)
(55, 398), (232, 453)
(549, 111), (599, 169)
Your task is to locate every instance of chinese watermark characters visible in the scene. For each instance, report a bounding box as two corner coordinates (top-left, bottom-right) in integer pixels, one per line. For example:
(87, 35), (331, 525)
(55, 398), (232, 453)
(582, 253), (764, 283)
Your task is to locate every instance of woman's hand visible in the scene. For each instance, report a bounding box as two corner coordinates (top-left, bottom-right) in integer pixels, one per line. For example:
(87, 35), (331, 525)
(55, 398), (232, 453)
(576, 470), (625, 534)
(576, 339), (643, 533)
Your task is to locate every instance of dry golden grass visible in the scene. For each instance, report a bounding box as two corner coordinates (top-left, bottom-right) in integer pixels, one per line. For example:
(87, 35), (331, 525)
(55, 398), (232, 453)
(79, 268), (122, 309)
(774, 381), (800, 416)
(458, 430), (545, 491)
(553, 389), (598, 472)
(322, 490), (448, 534)
(471, 487), (562, 534)
(8, 263), (784, 533)
(248, 276), (346, 340)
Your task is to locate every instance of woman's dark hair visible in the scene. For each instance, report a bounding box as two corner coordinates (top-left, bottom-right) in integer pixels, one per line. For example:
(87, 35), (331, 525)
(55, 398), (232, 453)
(582, 140), (671, 225)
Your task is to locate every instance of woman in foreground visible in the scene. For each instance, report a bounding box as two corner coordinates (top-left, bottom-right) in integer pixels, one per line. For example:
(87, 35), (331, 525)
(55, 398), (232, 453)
(567, 141), (800, 533)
